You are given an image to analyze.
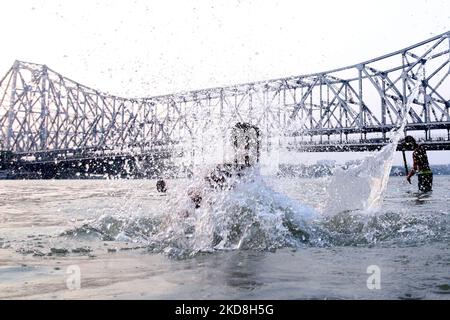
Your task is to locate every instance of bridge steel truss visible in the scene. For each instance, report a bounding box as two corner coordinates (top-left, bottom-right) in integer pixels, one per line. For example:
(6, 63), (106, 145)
(0, 31), (449, 160)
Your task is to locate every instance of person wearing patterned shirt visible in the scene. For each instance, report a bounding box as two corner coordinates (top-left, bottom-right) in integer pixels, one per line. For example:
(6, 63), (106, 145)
(404, 135), (433, 192)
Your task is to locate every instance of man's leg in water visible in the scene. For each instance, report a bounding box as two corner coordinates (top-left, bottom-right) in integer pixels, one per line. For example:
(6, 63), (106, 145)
(418, 173), (433, 192)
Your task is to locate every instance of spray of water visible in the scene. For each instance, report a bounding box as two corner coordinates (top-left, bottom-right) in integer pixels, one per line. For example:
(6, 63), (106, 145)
(324, 67), (423, 214)
(63, 67), (434, 257)
(66, 167), (321, 258)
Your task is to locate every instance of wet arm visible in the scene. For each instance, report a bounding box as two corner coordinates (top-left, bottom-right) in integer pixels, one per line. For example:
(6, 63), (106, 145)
(407, 153), (418, 179)
(407, 168), (416, 179)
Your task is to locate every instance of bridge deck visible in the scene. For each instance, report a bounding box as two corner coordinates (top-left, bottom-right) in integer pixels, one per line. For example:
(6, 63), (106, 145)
(289, 140), (450, 152)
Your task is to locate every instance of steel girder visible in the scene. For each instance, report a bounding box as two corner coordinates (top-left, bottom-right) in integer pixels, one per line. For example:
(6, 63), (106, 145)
(0, 31), (449, 155)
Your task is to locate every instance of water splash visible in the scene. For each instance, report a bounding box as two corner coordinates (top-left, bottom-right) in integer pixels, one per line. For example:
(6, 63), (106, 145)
(60, 68), (437, 258)
(323, 68), (422, 214)
(65, 167), (322, 257)
(153, 168), (321, 256)
(60, 165), (446, 258)
(63, 171), (446, 257)
(260, 135), (281, 176)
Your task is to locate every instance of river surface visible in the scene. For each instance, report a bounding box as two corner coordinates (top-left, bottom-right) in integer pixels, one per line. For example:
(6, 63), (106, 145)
(0, 176), (449, 299)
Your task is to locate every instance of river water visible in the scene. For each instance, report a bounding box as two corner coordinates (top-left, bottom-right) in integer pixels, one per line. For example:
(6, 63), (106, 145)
(0, 175), (448, 299)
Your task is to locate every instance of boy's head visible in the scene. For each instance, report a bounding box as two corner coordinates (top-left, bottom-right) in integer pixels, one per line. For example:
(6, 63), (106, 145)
(403, 135), (417, 150)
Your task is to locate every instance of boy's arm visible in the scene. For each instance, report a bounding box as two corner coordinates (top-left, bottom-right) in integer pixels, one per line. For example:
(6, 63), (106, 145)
(406, 152), (418, 183)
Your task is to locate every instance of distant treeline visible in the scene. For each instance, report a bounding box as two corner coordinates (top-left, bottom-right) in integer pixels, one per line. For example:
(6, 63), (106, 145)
(390, 164), (450, 176)
(277, 163), (450, 178)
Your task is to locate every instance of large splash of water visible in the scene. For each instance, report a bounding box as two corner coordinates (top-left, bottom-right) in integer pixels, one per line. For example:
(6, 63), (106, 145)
(158, 168), (320, 255)
(324, 70), (422, 214)
(67, 167), (324, 258)
(63, 67), (435, 257)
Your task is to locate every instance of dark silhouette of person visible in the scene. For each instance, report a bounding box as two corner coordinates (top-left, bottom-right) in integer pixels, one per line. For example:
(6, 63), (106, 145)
(189, 122), (261, 207)
(156, 179), (167, 193)
(404, 135), (433, 192)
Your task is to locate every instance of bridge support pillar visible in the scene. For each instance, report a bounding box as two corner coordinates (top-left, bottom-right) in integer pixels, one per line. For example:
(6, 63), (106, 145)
(6, 61), (19, 151)
(39, 65), (49, 150)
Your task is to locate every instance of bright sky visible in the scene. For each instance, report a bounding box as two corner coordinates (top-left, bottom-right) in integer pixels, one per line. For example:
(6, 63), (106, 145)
(0, 0), (449, 164)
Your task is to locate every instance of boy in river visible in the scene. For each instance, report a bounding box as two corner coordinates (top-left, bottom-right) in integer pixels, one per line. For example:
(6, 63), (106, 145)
(186, 122), (260, 209)
(404, 135), (433, 192)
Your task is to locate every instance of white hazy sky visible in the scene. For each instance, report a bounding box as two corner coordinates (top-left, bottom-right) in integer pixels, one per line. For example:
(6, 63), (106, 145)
(0, 0), (449, 164)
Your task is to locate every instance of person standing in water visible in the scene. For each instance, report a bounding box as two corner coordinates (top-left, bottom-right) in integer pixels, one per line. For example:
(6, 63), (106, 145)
(156, 179), (167, 193)
(404, 135), (433, 192)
